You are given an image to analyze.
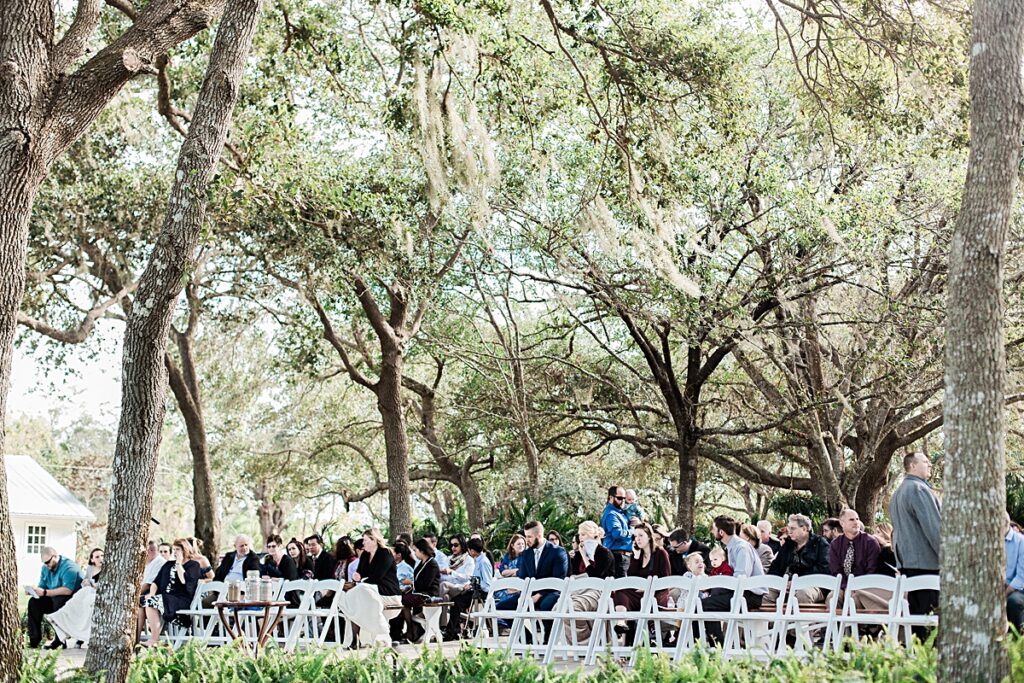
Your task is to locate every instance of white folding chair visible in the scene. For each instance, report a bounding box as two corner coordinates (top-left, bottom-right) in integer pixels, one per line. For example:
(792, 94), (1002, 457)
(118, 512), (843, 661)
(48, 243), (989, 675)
(733, 574), (788, 659)
(543, 576), (612, 665)
(276, 580), (315, 651)
(304, 579), (350, 648)
(833, 574), (900, 649)
(583, 576), (654, 665)
(687, 575), (743, 655)
(179, 581), (227, 646)
(510, 577), (569, 658)
(165, 587), (207, 649)
(471, 576), (532, 652)
(776, 573), (842, 654)
(894, 574), (939, 646)
(623, 574), (696, 665)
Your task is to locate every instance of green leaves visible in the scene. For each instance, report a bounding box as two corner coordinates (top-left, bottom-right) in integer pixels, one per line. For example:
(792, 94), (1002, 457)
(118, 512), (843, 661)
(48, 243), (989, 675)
(26, 635), (1024, 682)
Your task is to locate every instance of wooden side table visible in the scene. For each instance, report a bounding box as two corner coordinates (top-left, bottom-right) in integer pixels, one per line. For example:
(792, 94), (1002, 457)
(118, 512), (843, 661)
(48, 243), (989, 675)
(216, 600), (289, 656)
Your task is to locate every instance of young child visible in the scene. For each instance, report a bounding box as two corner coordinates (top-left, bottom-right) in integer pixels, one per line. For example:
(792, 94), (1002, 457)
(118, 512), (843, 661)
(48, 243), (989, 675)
(708, 547), (733, 577)
(683, 552), (711, 601)
(623, 489), (647, 525)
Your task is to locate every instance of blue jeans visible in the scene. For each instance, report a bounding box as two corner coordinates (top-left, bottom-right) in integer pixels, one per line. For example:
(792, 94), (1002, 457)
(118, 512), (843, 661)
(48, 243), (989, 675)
(1008, 589), (1024, 632)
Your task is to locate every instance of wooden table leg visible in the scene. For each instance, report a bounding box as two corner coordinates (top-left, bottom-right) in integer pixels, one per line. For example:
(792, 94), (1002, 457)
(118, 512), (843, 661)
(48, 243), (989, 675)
(254, 604), (287, 655)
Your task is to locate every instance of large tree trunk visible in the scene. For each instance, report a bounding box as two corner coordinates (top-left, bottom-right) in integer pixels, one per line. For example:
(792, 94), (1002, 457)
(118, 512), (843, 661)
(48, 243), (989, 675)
(0, 2), (228, 677)
(938, 2), (1024, 680)
(0, 181), (40, 683)
(84, 2), (261, 680)
(166, 328), (220, 561)
(378, 349), (412, 539)
(675, 442), (698, 534)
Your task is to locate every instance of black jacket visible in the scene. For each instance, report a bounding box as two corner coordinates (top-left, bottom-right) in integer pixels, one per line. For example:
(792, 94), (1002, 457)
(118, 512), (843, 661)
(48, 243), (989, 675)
(213, 551), (261, 582)
(356, 549), (401, 596)
(669, 538), (711, 576)
(309, 551), (335, 581)
(412, 557), (441, 597)
(768, 534), (831, 577)
(570, 544), (615, 579)
(261, 553), (298, 580)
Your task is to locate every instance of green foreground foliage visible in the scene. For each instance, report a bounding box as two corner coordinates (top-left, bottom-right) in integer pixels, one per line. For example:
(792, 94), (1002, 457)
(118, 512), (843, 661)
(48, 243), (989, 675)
(20, 637), (1024, 683)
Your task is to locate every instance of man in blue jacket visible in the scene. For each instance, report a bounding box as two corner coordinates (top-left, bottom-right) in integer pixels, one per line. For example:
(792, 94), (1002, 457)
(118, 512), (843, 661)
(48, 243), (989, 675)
(495, 520), (567, 642)
(497, 522), (568, 609)
(601, 485), (633, 578)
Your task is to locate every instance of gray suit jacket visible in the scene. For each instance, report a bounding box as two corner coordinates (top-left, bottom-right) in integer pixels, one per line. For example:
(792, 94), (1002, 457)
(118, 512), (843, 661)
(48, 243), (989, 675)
(889, 474), (941, 571)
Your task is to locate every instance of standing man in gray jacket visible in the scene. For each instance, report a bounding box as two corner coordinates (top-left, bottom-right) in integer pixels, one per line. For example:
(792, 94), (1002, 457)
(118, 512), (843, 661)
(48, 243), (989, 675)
(889, 452), (941, 636)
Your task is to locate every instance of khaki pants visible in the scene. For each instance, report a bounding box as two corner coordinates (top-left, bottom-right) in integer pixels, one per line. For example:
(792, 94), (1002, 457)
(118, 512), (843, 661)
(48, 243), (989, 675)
(564, 588), (601, 643)
(853, 588), (893, 612)
(763, 586), (826, 608)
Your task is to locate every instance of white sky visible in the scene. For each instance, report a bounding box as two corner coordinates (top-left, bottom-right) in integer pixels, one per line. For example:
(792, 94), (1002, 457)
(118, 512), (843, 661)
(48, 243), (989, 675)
(9, 335), (124, 430)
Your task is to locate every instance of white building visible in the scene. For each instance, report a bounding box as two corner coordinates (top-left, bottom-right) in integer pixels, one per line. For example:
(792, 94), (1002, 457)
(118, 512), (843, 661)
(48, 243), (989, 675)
(5, 455), (95, 587)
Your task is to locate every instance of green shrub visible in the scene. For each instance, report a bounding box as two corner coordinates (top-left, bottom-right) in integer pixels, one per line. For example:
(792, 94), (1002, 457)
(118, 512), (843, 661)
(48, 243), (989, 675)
(24, 634), (1024, 682)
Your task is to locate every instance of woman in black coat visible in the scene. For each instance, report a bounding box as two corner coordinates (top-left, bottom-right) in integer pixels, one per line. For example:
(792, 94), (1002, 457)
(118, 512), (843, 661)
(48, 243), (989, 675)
(354, 529), (400, 596)
(142, 538), (203, 647)
(261, 534), (298, 580)
(402, 539), (441, 642)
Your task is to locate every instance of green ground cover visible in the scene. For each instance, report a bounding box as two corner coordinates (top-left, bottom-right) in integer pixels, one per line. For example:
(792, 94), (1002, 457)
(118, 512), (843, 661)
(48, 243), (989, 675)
(19, 635), (1024, 683)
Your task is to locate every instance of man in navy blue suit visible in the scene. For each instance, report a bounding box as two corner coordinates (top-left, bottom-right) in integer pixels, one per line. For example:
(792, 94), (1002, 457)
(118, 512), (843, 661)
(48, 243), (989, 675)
(496, 520), (568, 615)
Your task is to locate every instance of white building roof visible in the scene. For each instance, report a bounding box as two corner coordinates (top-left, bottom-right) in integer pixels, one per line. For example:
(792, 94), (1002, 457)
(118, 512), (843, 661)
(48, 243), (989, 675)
(5, 455), (95, 522)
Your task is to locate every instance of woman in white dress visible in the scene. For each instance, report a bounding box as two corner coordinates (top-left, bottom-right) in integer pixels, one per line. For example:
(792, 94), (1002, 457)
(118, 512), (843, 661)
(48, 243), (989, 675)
(47, 548), (103, 647)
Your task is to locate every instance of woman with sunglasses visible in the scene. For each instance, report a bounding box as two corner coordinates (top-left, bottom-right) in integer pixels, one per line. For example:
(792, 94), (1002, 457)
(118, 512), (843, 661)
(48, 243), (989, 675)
(439, 534), (473, 600)
(262, 534), (297, 580)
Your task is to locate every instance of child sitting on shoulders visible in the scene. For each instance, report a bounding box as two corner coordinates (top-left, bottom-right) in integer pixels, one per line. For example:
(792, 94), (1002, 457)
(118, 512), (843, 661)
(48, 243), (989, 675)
(623, 489), (647, 526)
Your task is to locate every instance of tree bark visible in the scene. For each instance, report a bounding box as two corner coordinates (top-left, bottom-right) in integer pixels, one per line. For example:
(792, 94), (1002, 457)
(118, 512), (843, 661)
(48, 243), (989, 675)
(938, 3), (1024, 680)
(0, 2), (226, 677)
(165, 328), (220, 562)
(377, 347), (412, 538)
(675, 442), (698, 533)
(84, 1), (261, 680)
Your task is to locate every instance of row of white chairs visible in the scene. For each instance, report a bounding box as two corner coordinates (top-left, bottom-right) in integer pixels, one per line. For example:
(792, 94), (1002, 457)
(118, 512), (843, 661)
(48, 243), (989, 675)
(471, 573), (939, 665)
(162, 578), (447, 651)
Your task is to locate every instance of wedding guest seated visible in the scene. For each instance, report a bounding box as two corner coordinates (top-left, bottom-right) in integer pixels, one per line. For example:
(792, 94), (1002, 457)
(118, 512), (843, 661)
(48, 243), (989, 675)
(495, 520), (568, 642)
(332, 536), (356, 583)
(821, 518), (842, 542)
(828, 509), (884, 611)
(340, 529), (404, 646)
(187, 537), (214, 581)
(765, 514), (831, 607)
(443, 538), (494, 640)
(348, 539), (364, 581)
(141, 539), (203, 648)
(261, 534), (298, 580)
(26, 546), (83, 649)
(424, 533), (449, 571)
(758, 520), (782, 554)
(708, 547), (733, 577)
(440, 534), (474, 600)
(287, 538), (313, 578)
(566, 521), (615, 643)
(304, 534), (335, 581)
(402, 539), (442, 642)
(546, 530), (564, 548)
(492, 534), (526, 606)
(393, 542), (415, 591)
(611, 523), (671, 643)
(740, 524), (775, 572)
(47, 548), (103, 648)
(138, 542), (170, 639)
(667, 529), (711, 575)
(872, 523), (898, 577)
(1005, 512), (1024, 633)
(213, 535), (260, 583)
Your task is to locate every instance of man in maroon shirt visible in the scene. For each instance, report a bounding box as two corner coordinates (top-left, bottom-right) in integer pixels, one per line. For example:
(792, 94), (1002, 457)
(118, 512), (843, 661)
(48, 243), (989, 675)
(829, 509), (886, 610)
